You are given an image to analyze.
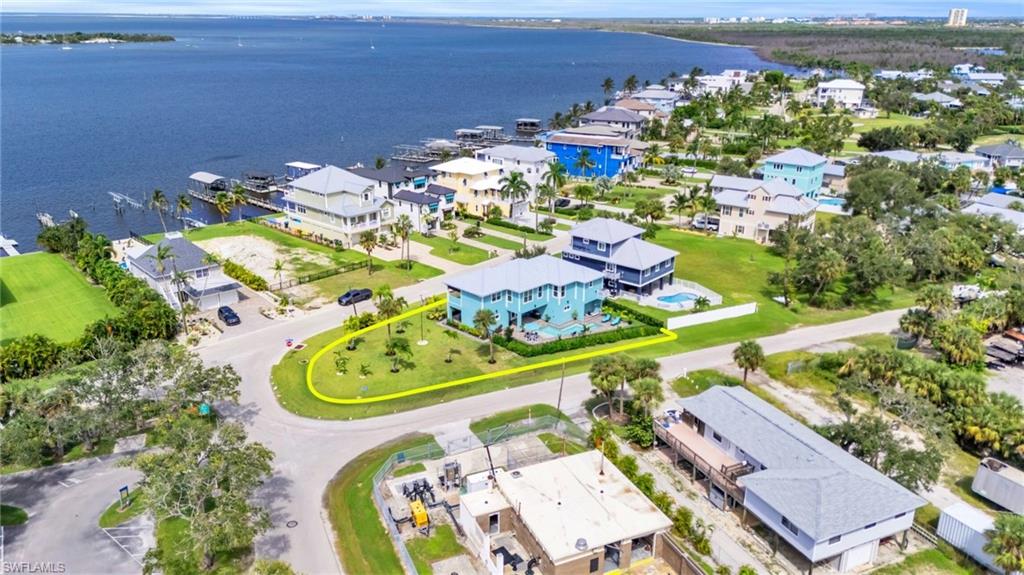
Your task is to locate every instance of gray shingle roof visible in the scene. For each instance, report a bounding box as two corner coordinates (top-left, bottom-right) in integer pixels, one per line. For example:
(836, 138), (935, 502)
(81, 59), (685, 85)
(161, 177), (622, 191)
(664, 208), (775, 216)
(975, 141), (1024, 160)
(424, 183), (456, 197)
(581, 106), (646, 124)
(976, 192), (1023, 209)
(570, 217), (644, 244)
(711, 174), (760, 193)
(477, 144), (556, 164)
(763, 148), (828, 168)
(393, 190), (437, 206)
(608, 237), (676, 269)
(963, 203), (1024, 227)
(445, 254), (602, 297)
(768, 194), (818, 216)
(823, 163), (846, 178)
(348, 163), (434, 183)
(131, 235), (213, 279)
(677, 386), (925, 542)
(289, 165), (375, 196)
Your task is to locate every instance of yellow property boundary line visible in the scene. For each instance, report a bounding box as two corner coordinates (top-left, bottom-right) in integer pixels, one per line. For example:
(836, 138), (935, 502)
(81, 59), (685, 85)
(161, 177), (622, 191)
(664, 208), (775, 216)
(306, 298), (678, 404)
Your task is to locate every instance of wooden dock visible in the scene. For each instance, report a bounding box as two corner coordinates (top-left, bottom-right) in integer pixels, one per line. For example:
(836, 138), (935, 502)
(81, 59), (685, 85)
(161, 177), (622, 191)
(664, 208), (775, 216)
(186, 188), (279, 212)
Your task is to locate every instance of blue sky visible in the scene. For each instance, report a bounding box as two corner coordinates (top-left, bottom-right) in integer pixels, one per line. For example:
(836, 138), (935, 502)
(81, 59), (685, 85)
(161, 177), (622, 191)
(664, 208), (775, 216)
(3, 0), (1022, 18)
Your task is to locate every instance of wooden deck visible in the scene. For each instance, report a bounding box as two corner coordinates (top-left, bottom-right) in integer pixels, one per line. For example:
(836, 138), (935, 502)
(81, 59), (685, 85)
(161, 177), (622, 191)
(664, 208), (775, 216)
(654, 421), (747, 504)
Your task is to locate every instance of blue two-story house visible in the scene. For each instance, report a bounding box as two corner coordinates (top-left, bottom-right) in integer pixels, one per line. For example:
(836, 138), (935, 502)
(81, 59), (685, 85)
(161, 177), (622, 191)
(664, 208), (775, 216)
(543, 132), (642, 178)
(761, 148), (828, 198)
(445, 255), (604, 330)
(561, 218), (677, 296)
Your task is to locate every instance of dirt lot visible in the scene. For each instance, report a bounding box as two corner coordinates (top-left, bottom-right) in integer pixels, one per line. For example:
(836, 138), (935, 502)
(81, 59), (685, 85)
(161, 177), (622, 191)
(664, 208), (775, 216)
(195, 235), (333, 283)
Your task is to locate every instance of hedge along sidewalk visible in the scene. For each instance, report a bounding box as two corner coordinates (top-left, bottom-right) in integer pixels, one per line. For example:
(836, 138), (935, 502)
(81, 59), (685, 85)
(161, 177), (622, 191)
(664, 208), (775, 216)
(305, 298), (678, 405)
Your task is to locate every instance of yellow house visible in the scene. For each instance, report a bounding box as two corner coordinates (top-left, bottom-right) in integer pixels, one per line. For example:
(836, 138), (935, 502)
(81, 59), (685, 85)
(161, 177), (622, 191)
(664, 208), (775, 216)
(430, 157), (527, 219)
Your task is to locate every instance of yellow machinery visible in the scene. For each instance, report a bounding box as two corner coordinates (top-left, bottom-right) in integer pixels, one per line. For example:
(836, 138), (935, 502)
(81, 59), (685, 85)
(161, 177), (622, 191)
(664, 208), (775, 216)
(410, 500), (428, 528)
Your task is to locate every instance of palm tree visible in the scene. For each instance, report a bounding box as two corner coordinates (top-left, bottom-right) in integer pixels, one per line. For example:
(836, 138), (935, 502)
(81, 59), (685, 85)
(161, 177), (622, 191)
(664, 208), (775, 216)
(573, 185), (595, 211)
(622, 358), (659, 418)
(732, 340), (765, 383)
(630, 378), (664, 417)
(693, 296), (711, 312)
(473, 308), (498, 364)
(643, 143), (665, 168)
(230, 184), (247, 222)
(443, 329), (459, 363)
(623, 74), (639, 94)
(594, 176), (613, 201)
(668, 192), (693, 227)
(146, 243), (174, 276)
(272, 259), (285, 289)
(213, 191), (232, 223)
(534, 183), (557, 231)
(498, 171), (530, 221)
(393, 214), (414, 269)
(544, 160), (568, 194)
(358, 231), (377, 275)
(175, 193), (192, 229)
(662, 164), (682, 186)
(574, 149), (596, 179)
(343, 315), (363, 350)
(172, 269), (192, 332)
(984, 513), (1024, 574)
(899, 308), (933, 346)
(385, 337), (413, 373)
(696, 190), (718, 236)
(375, 156), (387, 169)
(916, 284), (952, 318)
(589, 356), (624, 418)
(601, 77), (615, 97)
(149, 189), (169, 233)
(333, 351), (349, 375)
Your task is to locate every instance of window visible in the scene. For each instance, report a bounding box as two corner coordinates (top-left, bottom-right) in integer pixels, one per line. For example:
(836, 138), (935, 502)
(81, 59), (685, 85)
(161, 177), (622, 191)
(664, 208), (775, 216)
(536, 287), (543, 298)
(829, 535), (842, 545)
(491, 292), (502, 303)
(712, 431), (722, 442)
(781, 516), (799, 536)
(582, 238), (590, 245)
(597, 242), (606, 251)
(655, 262), (660, 271)
(194, 268), (209, 278)
(747, 209), (755, 216)
(506, 291), (512, 303)
(589, 558), (600, 573)
(735, 225), (745, 235)
(362, 192), (370, 202)
(721, 206), (733, 216)
(523, 290), (533, 303)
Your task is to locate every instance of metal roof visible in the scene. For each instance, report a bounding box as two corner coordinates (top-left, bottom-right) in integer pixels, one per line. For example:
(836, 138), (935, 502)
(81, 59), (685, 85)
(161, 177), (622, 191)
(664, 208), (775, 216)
(288, 165), (375, 196)
(607, 237), (677, 269)
(431, 157), (503, 176)
(711, 174), (761, 193)
(130, 234), (214, 279)
(189, 171), (226, 185)
(975, 141), (1024, 160)
(817, 79), (865, 90)
(581, 106), (646, 124)
(677, 386), (926, 542)
(476, 144), (555, 164)
(569, 217), (644, 244)
(445, 254), (602, 297)
(868, 150), (922, 163)
(763, 148), (828, 168)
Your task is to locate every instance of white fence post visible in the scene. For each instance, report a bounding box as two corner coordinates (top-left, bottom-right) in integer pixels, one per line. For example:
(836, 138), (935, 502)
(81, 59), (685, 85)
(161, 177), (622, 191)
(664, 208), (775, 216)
(666, 302), (758, 330)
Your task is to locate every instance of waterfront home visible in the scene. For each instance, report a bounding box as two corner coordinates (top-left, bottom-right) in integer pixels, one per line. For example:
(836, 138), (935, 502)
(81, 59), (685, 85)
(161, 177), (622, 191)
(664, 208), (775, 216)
(430, 157), (528, 221)
(125, 232), (241, 311)
(561, 218), (676, 296)
(711, 176), (818, 243)
(445, 254), (603, 331)
(458, 451), (672, 575)
(814, 79), (865, 109)
(875, 69), (933, 81)
(562, 124), (634, 138)
(281, 165), (394, 247)
(924, 151), (991, 172)
(612, 98), (661, 122)
(975, 140), (1024, 168)
(285, 161), (322, 181)
(543, 132), (643, 179)
(911, 91), (963, 110)
(656, 386), (925, 573)
(348, 162), (436, 199)
(474, 144), (555, 195)
(967, 71), (1006, 86)
(391, 184), (456, 233)
(188, 171), (229, 196)
(579, 106), (646, 139)
(631, 87), (682, 112)
(761, 148), (828, 198)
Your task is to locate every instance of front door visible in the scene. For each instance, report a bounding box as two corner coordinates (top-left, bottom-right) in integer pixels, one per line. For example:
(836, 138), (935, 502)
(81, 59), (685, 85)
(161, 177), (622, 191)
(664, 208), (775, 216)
(488, 513), (499, 535)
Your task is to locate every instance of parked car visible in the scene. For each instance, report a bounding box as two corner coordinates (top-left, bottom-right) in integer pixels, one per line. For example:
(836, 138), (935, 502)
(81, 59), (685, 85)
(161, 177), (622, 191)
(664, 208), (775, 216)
(554, 198), (571, 208)
(338, 288), (373, 306)
(691, 214), (720, 232)
(218, 306), (241, 326)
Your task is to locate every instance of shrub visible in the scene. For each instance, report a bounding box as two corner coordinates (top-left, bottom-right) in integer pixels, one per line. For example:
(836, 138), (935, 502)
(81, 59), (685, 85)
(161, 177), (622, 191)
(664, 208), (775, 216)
(602, 299), (665, 327)
(485, 218), (552, 237)
(0, 334), (64, 382)
(222, 259), (269, 291)
(492, 324), (660, 357)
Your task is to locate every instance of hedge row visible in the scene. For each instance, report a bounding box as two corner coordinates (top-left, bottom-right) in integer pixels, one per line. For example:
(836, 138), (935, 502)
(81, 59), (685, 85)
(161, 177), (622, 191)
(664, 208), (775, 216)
(221, 259), (269, 291)
(493, 324), (661, 357)
(484, 218), (552, 238)
(602, 299), (666, 328)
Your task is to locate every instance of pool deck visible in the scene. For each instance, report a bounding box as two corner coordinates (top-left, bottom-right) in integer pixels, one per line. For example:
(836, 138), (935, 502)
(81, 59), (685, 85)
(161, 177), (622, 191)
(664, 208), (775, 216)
(627, 280), (723, 312)
(514, 312), (627, 343)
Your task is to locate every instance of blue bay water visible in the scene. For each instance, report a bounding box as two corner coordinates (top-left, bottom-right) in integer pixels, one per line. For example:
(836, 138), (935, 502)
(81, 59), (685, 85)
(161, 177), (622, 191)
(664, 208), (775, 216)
(1, 14), (791, 247)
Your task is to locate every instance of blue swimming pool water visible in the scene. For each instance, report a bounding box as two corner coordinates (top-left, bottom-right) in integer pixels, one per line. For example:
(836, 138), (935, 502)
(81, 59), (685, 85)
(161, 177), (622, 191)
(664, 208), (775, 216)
(657, 292), (698, 304)
(524, 321), (600, 337)
(818, 197), (846, 207)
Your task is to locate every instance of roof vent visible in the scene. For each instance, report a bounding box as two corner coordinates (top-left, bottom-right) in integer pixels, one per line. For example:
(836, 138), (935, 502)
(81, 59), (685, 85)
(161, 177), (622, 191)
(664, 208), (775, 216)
(575, 538), (588, 551)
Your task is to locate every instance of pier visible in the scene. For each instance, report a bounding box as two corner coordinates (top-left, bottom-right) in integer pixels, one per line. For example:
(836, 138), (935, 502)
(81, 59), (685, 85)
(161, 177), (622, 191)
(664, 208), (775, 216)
(110, 192), (144, 211)
(0, 235), (20, 256)
(187, 188), (279, 212)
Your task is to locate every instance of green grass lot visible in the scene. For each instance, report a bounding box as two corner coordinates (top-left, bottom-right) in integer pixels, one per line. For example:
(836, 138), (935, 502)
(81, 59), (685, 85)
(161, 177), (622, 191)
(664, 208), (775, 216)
(850, 114), (927, 133)
(406, 525), (467, 574)
(479, 220), (553, 242)
(98, 491), (147, 528)
(538, 432), (587, 456)
(815, 211), (840, 227)
(411, 232), (492, 265)
(392, 462), (426, 478)
(671, 369), (742, 398)
(0, 505), (28, 526)
(467, 404), (572, 440)
(872, 549), (971, 575)
(147, 220), (442, 298)
(0, 252), (119, 345)
(553, 223), (573, 232)
(154, 517), (250, 575)
(598, 185), (676, 210)
(471, 233), (522, 251)
(325, 434), (441, 575)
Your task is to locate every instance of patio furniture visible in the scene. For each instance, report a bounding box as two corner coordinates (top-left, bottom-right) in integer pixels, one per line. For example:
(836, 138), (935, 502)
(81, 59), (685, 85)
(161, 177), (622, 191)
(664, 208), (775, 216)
(610, 316), (621, 326)
(601, 313), (611, 322)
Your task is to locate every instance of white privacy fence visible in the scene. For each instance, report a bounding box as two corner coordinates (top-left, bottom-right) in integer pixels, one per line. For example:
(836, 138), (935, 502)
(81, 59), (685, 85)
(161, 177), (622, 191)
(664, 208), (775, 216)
(666, 302), (758, 330)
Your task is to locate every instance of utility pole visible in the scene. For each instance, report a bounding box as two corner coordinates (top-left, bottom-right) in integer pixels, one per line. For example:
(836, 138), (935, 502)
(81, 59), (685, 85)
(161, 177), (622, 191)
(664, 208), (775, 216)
(555, 361), (566, 432)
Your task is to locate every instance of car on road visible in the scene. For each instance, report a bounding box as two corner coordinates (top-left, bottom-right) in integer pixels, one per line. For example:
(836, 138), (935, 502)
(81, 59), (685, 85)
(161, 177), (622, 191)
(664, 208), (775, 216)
(690, 214), (720, 232)
(338, 288), (373, 306)
(554, 198), (571, 208)
(218, 306), (241, 326)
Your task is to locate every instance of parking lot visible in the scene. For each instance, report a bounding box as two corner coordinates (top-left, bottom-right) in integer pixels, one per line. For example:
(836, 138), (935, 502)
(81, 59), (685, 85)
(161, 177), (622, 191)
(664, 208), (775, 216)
(984, 330), (1024, 402)
(203, 287), (280, 340)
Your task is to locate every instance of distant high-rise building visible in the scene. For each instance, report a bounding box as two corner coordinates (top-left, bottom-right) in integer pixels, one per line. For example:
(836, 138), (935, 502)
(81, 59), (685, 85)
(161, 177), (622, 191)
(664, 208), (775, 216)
(947, 8), (968, 27)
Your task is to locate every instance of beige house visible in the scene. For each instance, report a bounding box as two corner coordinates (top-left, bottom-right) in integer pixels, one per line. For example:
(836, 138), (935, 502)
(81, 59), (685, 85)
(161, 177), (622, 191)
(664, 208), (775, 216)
(430, 157), (528, 220)
(711, 175), (818, 243)
(281, 165), (393, 247)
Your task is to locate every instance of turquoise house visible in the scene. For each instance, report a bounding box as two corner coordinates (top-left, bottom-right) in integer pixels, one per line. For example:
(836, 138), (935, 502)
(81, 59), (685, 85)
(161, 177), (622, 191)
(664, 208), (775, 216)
(761, 148), (828, 199)
(445, 255), (604, 330)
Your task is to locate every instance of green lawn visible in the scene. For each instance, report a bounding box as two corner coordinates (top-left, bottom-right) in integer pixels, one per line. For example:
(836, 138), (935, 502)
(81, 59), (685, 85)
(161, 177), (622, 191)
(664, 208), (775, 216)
(406, 525), (467, 575)
(152, 517), (250, 575)
(0, 505), (28, 526)
(538, 432), (588, 456)
(850, 113), (927, 134)
(871, 549), (970, 575)
(148, 220), (443, 298)
(467, 404), (572, 441)
(471, 233), (522, 251)
(0, 252), (119, 345)
(598, 185), (675, 210)
(610, 297), (686, 323)
(98, 491), (147, 528)
(411, 233), (492, 265)
(763, 351), (836, 397)
(553, 223), (573, 232)
(479, 220), (553, 242)
(392, 462), (426, 478)
(671, 369), (742, 398)
(325, 434), (441, 575)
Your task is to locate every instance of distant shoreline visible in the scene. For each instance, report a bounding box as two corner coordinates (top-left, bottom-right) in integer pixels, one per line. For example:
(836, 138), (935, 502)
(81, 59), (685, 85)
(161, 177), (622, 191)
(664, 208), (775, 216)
(0, 32), (175, 45)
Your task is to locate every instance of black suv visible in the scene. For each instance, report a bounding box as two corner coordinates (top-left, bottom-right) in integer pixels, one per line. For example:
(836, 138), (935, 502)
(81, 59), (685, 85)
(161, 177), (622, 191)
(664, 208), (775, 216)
(218, 306), (241, 326)
(338, 288), (373, 306)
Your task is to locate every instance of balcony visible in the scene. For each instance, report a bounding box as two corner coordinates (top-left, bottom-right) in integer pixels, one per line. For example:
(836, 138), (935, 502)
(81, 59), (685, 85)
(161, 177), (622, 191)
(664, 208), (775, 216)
(603, 269), (621, 280)
(654, 417), (750, 504)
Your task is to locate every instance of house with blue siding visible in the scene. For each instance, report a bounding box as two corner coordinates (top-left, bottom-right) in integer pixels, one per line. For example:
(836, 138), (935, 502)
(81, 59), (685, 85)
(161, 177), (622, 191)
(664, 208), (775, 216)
(562, 218), (677, 296)
(761, 148), (828, 198)
(543, 132), (643, 179)
(445, 255), (604, 330)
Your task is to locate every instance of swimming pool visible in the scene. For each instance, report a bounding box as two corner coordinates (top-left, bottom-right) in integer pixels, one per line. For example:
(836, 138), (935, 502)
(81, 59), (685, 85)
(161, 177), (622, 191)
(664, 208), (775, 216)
(818, 197), (846, 207)
(524, 321), (600, 338)
(657, 292), (698, 304)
